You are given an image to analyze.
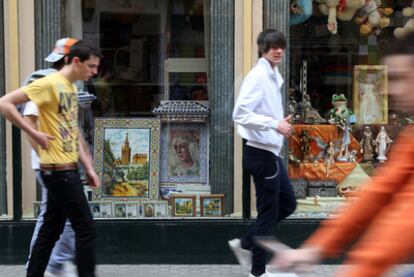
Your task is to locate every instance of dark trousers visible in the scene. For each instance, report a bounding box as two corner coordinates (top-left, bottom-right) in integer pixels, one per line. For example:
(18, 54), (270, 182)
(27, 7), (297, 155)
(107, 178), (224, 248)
(27, 169), (96, 277)
(241, 145), (297, 276)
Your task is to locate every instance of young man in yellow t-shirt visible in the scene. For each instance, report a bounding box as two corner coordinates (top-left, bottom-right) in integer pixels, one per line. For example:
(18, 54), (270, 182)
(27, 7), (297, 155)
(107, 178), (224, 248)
(0, 40), (102, 277)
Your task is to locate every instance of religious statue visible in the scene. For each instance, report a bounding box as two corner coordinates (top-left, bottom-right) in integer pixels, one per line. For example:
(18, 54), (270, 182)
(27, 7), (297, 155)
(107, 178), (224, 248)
(359, 126), (375, 161)
(375, 126), (393, 162)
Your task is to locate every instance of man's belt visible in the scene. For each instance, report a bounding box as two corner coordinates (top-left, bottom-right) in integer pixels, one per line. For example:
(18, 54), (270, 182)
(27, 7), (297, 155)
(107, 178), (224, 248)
(40, 162), (78, 172)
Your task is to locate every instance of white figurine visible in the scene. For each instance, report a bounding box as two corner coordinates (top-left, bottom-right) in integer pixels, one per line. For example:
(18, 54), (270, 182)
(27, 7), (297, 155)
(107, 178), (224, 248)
(375, 126), (393, 162)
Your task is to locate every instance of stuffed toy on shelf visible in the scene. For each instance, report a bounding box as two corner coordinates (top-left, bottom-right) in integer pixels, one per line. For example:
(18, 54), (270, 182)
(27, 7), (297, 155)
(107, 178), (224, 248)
(316, 0), (344, 34)
(316, 0), (367, 34)
(354, 0), (393, 36)
(337, 0), (367, 21)
(394, 1), (414, 39)
(290, 0), (313, 25)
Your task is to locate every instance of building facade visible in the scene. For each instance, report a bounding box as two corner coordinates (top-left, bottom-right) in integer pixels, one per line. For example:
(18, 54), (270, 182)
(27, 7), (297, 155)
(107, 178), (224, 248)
(0, 0), (411, 264)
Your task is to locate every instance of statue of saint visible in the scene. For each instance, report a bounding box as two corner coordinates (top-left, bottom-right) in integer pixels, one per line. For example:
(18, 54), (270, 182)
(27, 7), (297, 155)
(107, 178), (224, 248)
(375, 126), (393, 162)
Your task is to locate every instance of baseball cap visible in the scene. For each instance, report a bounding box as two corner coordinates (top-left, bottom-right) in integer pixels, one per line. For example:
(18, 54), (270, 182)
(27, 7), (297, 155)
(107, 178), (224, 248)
(44, 37), (78, 62)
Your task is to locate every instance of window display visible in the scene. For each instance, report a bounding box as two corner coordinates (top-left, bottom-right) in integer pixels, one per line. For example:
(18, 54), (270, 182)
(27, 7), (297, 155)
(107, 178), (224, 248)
(71, 0), (215, 220)
(288, 0), (413, 218)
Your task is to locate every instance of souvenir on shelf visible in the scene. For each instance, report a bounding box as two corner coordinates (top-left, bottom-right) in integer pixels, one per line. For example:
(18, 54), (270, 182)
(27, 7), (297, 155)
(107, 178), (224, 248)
(289, 150), (301, 167)
(354, 0), (393, 36)
(314, 136), (340, 177)
(290, 0), (313, 25)
(354, 65), (388, 125)
(316, 0), (347, 34)
(316, 0), (366, 34)
(348, 150), (358, 164)
(328, 94), (356, 127)
(359, 126), (375, 161)
(298, 130), (313, 162)
(295, 60), (326, 124)
(328, 94), (356, 162)
(288, 94), (298, 119)
(303, 93), (327, 124)
(375, 126), (393, 162)
(325, 141), (336, 177)
(394, 2), (414, 39)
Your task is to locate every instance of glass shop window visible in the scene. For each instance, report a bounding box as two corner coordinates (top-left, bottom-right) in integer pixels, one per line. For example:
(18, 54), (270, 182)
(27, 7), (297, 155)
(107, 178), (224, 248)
(79, 0), (209, 116)
(288, 0), (411, 219)
(54, 0), (220, 220)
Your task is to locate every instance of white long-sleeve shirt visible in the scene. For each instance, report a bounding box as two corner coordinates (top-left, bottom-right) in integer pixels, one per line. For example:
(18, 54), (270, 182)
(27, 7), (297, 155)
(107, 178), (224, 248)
(233, 57), (285, 156)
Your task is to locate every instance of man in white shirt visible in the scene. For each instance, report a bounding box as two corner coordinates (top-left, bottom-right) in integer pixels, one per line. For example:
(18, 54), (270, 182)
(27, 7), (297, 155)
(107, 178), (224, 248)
(229, 29), (297, 277)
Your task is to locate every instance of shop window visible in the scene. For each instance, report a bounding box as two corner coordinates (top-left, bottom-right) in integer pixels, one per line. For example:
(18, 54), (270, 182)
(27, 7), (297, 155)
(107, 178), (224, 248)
(288, 1), (412, 218)
(29, 0), (231, 220)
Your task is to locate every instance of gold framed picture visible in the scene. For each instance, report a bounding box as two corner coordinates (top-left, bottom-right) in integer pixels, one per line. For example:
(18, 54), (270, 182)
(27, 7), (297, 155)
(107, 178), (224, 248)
(353, 65), (388, 124)
(171, 195), (196, 217)
(200, 194), (224, 217)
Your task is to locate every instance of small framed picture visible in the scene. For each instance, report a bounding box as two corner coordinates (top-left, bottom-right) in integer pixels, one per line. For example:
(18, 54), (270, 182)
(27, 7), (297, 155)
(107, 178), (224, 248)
(171, 195), (196, 217)
(33, 201), (42, 219)
(142, 201), (169, 218)
(114, 203), (127, 218)
(200, 194), (224, 217)
(138, 203), (144, 217)
(90, 202), (101, 218)
(100, 202), (113, 218)
(125, 202), (139, 218)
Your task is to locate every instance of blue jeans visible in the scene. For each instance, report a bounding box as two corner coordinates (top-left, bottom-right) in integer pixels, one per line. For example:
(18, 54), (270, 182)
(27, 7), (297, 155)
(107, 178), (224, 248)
(402, 272), (414, 277)
(27, 170), (76, 274)
(242, 145), (297, 276)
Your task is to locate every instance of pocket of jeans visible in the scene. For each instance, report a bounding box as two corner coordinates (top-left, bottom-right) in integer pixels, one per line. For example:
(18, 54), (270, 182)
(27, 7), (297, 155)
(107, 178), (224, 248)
(264, 160), (280, 180)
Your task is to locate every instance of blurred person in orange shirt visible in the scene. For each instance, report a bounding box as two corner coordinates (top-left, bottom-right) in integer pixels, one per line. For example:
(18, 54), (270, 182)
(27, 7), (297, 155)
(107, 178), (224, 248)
(270, 32), (414, 277)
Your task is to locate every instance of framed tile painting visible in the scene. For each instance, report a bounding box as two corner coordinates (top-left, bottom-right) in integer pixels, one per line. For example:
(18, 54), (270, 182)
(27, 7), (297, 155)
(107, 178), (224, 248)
(200, 194), (224, 217)
(93, 118), (161, 200)
(159, 123), (208, 185)
(171, 195), (196, 217)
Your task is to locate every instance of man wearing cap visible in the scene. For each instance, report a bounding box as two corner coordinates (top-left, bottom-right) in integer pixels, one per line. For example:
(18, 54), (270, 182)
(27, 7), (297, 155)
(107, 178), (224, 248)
(23, 38), (78, 277)
(0, 40), (102, 277)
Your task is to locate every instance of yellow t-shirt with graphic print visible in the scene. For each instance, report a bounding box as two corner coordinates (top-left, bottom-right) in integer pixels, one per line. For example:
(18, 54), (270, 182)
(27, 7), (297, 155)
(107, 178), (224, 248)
(22, 72), (79, 165)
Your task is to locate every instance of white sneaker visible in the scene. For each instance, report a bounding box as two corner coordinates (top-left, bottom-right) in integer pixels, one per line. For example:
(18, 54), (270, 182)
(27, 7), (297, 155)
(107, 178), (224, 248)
(44, 262), (78, 277)
(228, 238), (252, 271)
(265, 269), (299, 277)
(61, 261), (78, 277)
(249, 273), (268, 277)
(44, 271), (58, 277)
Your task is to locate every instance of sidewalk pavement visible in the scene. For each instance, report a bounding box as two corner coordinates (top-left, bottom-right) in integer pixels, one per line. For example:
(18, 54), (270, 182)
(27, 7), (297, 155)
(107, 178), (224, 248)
(1, 264), (414, 277)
